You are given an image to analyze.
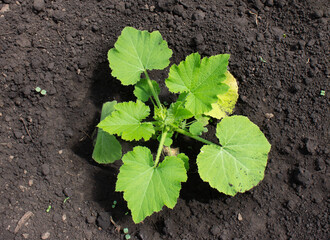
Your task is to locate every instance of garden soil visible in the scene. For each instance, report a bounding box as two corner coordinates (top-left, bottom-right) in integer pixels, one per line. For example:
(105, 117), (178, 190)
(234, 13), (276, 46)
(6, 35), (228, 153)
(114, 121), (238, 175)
(0, 0), (329, 239)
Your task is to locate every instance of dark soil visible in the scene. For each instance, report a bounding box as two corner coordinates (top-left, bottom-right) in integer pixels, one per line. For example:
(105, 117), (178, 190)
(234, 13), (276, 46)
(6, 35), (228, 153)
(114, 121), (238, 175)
(0, 0), (329, 239)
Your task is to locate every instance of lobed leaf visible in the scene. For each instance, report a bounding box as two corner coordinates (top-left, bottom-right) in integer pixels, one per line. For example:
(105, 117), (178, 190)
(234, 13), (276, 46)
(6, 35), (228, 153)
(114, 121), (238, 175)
(197, 116), (271, 196)
(98, 100), (155, 141)
(206, 71), (239, 119)
(116, 146), (187, 223)
(108, 27), (173, 85)
(165, 53), (230, 115)
(134, 78), (160, 102)
(93, 101), (122, 164)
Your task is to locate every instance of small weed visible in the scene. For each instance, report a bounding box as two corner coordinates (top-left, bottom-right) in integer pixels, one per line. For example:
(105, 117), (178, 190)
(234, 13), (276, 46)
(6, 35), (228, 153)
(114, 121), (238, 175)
(35, 87), (47, 96)
(46, 205), (51, 213)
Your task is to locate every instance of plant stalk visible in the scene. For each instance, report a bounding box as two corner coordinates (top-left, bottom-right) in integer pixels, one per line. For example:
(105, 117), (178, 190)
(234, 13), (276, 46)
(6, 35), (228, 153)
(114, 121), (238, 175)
(144, 70), (162, 109)
(154, 130), (168, 168)
(174, 127), (216, 146)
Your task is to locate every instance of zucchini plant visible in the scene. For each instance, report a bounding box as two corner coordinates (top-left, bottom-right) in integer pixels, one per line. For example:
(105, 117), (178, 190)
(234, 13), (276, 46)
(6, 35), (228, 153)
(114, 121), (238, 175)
(92, 27), (271, 223)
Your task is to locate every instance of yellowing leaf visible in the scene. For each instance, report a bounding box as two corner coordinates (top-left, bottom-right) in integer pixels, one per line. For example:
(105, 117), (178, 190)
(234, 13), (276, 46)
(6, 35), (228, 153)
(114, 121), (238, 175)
(165, 53), (230, 116)
(206, 71), (239, 119)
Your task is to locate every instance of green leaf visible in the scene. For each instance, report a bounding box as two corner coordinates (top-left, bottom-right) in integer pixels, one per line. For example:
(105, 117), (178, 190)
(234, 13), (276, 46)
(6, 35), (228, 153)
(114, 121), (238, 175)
(206, 71), (239, 119)
(197, 116), (271, 196)
(165, 101), (193, 126)
(108, 27), (173, 85)
(195, 115), (209, 126)
(93, 101), (122, 164)
(177, 153), (189, 171)
(165, 53), (230, 115)
(134, 78), (160, 102)
(157, 132), (173, 147)
(189, 121), (205, 136)
(98, 100), (155, 141)
(116, 146), (187, 223)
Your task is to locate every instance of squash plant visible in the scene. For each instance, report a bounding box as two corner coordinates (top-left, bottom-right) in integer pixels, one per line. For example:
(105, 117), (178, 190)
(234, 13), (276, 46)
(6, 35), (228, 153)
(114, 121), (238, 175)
(92, 27), (271, 223)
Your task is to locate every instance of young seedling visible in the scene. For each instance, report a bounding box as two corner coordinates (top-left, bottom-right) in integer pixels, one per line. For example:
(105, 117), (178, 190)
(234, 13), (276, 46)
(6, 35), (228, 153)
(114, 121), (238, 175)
(35, 87), (47, 96)
(46, 205), (51, 213)
(93, 27), (271, 223)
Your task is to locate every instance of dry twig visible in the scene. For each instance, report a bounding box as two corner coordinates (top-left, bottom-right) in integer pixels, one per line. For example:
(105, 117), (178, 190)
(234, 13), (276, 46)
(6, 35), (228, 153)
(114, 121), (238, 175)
(20, 117), (34, 143)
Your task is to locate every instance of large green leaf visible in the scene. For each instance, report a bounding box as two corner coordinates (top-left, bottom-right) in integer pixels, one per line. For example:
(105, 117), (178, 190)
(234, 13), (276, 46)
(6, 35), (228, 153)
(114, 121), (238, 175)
(93, 101), (122, 164)
(98, 100), (155, 141)
(197, 116), (271, 196)
(133, 78), (160, 102)
(206, 71), (239, 119)
(165, 53), (230, 115)
(108, 27), (173, 85)
(116, 146), (187, 223)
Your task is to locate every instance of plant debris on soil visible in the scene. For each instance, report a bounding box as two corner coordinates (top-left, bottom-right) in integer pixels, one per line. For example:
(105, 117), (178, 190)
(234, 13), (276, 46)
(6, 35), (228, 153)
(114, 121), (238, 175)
(0, 0), (328, 239)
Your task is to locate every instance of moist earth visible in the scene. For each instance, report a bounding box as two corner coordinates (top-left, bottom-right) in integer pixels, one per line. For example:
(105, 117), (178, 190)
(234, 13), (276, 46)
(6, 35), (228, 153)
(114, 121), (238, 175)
(0, 0), (329, 239)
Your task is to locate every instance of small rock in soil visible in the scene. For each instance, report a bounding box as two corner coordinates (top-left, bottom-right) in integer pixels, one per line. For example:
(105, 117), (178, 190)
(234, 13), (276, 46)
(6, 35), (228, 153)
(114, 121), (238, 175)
(305, 138), (317, 155)
(41, 231), (50, 239)
(311, 191), (323, 203)
(64, 128), (74, 137)
(33, 0), (45, 12)
(210, 225), (221, 236)
(53, 10), (65, 22)
(286, 199), (296, 211)
(312, 9), (323, 19)
(14, 131), (23, 139)
(193, 33), (204, 46)
(16, 35), (31, 48)
(265, 0), (274, 7)
(115, 1), (125, 12)
(298, 40), (306, 49)
(256, 33), (264, 42)
(226, 0), (234, 7)
(173, 5), (186, 18)
(48, 62), (54, 70)
(78, 59), (89, 69)
(41, 164), (50, 175)
(307, 39), (316, 47)
(275, 0), (286, 7)
(96, 212), (111, 229)
(86, 215), (96, 224)
(265, 113), (274, 119)
(192, 10), (205, 21)
(52, 213), (62, 223)
(292, 167), (313, 187)
(315, 158), (326, 171)
(63, 187), (73, 197)
(157, 0), (175, 12)
(253, 0), (264, 10)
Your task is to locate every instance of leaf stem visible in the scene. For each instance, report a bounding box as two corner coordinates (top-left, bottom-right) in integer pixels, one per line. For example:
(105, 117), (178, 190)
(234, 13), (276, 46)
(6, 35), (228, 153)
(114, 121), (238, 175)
(174, 127), (216, 146)
(154, 130), (168, 167)
(144, 71), (162, 109)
